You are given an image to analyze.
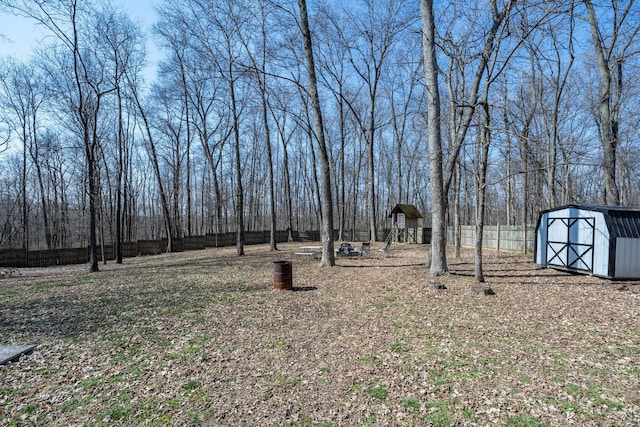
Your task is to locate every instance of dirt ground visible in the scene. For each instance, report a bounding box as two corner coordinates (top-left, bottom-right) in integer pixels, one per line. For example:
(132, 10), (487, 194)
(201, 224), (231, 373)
(1, 242), (639, 426)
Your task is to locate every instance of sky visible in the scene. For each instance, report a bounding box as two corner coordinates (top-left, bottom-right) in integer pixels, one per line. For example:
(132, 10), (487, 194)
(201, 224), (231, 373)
(0, 1), (159, 71)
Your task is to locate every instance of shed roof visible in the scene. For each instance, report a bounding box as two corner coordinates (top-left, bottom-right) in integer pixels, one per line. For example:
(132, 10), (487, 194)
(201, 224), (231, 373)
(540, 204), (640, 239)
(389, 204), (423, 219)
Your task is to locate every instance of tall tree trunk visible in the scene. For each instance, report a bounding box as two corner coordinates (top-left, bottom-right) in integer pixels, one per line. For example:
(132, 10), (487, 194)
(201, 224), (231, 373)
(339, 97), (346, 242)
(179, 60), (193, 237)
(474, 101), (490, 283)
(22, 126), (28, 263)
(85, 127), (100, 272)
(29, 129), (51, 250)
(420, 0), (447, 275)
(366, 128), (377, 242)
(261, 90), (278, 251)
(230, 79), (245, 256)
(454, 157), (461, 259)
(297, 0), (335, 266)
(128, 75), (174, 252)
(214, 150), (223, 234)
(115, 80), (124, 263)
(585, 0), (621, 205)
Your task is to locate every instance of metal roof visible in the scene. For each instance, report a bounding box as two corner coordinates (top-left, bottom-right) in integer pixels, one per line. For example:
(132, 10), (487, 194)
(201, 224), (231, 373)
(388, 204), (423, 219)
(540, 204), (640, 239)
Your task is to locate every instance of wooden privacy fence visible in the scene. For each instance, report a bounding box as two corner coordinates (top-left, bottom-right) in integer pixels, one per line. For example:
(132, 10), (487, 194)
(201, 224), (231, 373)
(0, 230), (291, 268)
(343, 228), (431, 244)
(447, 224), (535, 253)
(0, 227), (436, 269)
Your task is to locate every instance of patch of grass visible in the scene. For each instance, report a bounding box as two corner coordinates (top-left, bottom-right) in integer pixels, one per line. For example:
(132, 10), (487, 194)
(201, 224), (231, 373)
(545, 397), (583, 416)
(185, 380), (202, 390)
(126, 361), (147, 374)
(166, 398), (181, 410)
(78, 376), (102, 389)
(189, 334), (215, 346)
(402, 397), (421, 409)
(582, 384), (624, 410)
(104, 404), (132, 421)
(140, 328), (172, 347)
(565, 383), (581, 396)
(164, 345), (201, 360)
(59, 398), (85, 413)
(362, 414), (377, 425)
(187, 407), (215, 425)
(517, 374), (530, 383)
(8, 386), (29, 397)
(390, 340), (409, 353)
(35, 364), (65, 375)
(4, 403), (46, 427)
(504, 414), (544, 426)
(366, 386), (388, 401)
(134, 398), (174, 423)
(108, 374), (124, 383)
(275, 373), (289, 383)
(424, 400), (451, 427)
(349, 384), (364, 393)
(219, 293), (237, 304)
(118, 389), (133, 403)
(110, 344), (143, 363)
(22, 403), (40, 415)
(463, 408), (477, 422)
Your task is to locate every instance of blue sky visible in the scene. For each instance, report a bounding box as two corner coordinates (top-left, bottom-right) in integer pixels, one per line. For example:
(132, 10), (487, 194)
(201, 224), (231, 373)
(0, 1), (159, 65)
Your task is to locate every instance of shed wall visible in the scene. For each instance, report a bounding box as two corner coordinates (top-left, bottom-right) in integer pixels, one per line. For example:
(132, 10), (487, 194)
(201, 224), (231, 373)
(614, 238), (640, 278)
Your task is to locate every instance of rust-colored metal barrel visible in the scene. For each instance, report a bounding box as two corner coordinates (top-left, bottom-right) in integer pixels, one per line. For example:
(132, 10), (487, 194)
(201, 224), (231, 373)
(273, 260), (292, 290)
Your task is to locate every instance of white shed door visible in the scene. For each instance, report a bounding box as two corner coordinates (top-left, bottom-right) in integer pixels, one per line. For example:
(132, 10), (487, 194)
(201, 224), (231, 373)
(546, 217), (595, 272)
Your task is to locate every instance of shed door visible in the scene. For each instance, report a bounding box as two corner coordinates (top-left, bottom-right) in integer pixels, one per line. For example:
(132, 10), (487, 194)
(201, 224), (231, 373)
(396, 213), (405, 229)
(546, 217), (595, 272)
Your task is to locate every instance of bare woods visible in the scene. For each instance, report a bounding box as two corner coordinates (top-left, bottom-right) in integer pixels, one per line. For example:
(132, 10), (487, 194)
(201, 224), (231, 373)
(0, 1), (638, 274)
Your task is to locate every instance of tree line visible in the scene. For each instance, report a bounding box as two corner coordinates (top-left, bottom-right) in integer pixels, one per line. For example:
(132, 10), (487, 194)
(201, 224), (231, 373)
(0, 0), (638, 276)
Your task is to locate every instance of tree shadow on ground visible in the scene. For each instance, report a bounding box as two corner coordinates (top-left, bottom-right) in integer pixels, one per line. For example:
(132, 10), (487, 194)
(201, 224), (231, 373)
(292, 286), (317, 292)
(337, 263), (425, 269)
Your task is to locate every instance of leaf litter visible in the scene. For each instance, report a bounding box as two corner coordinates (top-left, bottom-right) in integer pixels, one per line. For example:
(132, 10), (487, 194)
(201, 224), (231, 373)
(0, 243), (638, 426)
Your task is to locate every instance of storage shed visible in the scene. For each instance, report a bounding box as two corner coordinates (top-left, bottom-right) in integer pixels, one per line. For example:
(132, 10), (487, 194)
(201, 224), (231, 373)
(535, 204), (640, 279)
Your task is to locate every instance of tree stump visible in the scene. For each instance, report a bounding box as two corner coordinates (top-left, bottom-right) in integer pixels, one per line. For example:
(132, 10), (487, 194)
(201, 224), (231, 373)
(472, 285), (495, 296)
(427, 280), (447, 290)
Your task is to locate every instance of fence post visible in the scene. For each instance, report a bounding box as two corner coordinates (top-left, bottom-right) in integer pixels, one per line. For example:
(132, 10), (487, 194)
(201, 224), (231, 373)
(496, 222), (500, 252)
(523, 223), (527, 254)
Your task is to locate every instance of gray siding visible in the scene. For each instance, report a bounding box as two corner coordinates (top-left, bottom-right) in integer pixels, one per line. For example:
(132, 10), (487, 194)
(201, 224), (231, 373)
(615, 238), (640, 278)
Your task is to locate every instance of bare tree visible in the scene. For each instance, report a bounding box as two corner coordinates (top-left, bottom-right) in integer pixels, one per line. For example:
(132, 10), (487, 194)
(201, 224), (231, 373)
(420, 0), (447, 276)
(267, 80), (299, 241)
(126, 72), (175, 252)
(339, 0), (411, 242)
(584, 0), (640, 205)
(236, 3), (278, 250)
(316, 4), (352, 241)
(3, 0), (117, 271)
(181, 0), (249, 255)
(0, 59), (49, 257)
(97, 7), (144, 262)
(297, 0), (335, 266)
(386, 43), (422, 207)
